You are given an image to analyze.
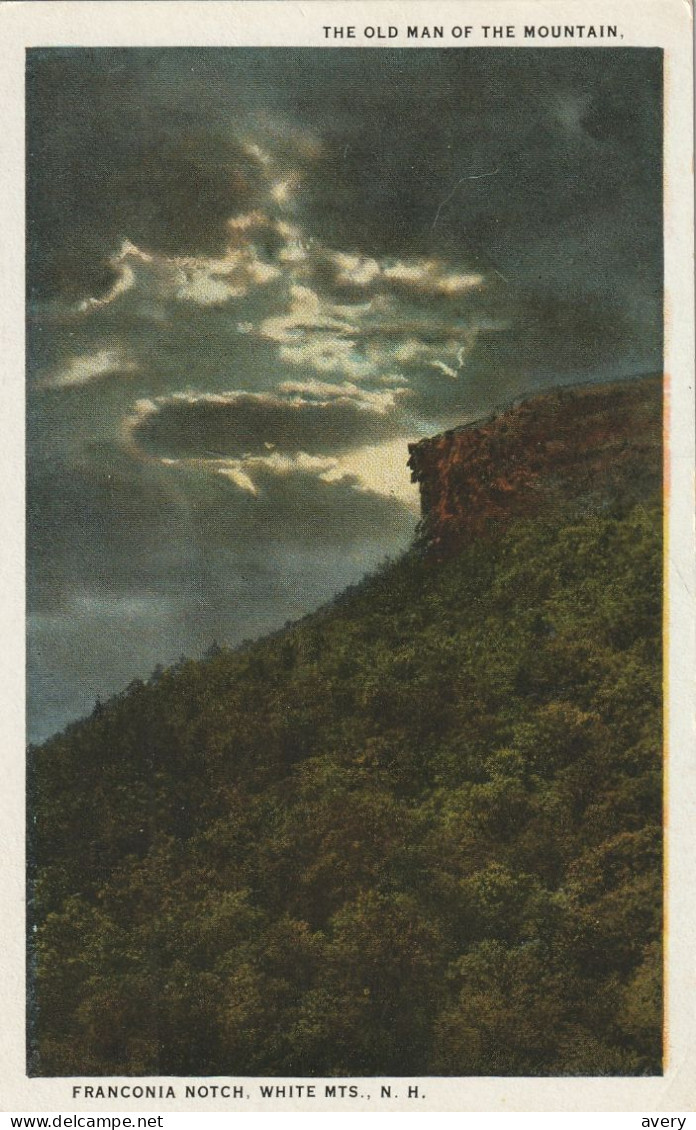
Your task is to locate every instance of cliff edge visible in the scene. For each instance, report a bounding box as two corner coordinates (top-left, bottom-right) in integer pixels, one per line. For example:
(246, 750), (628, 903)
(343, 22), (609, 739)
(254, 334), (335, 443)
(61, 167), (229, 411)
(407, 375), (662, 552)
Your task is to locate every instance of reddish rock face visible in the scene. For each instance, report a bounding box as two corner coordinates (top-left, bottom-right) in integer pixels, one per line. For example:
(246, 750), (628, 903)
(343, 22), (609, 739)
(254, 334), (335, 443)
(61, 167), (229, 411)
(407, 376), (662, 553)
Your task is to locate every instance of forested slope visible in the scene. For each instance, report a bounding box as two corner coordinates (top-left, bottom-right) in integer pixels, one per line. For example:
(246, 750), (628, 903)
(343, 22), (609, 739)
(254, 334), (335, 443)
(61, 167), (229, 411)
(29, 378), (663, 1077)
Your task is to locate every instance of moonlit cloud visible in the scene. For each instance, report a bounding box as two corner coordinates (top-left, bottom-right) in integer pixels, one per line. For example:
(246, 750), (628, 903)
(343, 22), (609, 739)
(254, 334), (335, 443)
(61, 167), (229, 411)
(47, 348), (136, 388)
(216, 449), (336, 495)
(116, 372), (419, 507)
(213, 438), (420, 510)
(278, 339), (376, 381)
(322, 438), (421, 509)
(329, 252), (382, 288)
(68, 193), (490, 402)
(124, 382), (409, 470)
(259, 283), (358, 343)
(77, 234), (283, 312)
(275, 378), (405, 413)
(270, 179), (294, 205)
(66, 128), (489, 415)
(78, 242), (140, 311)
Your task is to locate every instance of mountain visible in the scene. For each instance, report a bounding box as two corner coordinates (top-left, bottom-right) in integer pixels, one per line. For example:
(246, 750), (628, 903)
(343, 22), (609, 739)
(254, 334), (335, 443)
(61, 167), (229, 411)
(29, 375), (663, 1077)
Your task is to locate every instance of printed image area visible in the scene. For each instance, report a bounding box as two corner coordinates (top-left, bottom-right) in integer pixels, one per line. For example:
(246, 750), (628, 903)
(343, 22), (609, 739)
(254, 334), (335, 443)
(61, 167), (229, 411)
(27, 48), (663, 1076)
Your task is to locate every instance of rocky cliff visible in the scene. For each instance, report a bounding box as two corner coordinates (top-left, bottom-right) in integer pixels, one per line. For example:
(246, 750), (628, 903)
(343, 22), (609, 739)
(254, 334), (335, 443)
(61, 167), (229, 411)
(408, 376), (662, 552)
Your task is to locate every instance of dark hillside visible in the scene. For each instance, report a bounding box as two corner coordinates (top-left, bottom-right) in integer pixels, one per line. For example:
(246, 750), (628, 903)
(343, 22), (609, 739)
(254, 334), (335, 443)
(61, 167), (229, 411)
(29, 376), (663, 1077)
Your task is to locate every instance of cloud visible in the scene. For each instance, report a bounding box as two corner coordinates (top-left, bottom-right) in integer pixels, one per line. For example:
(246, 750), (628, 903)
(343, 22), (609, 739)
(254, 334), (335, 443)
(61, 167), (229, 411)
(216, 449), (337, 496)
(119, 376), (419, 507)
(77, 243), (140, 311)
(259, 283), (360, 344)
(26, 52), (322, 303)
(381, 259), (483, 295)
(320, 438), (421, 510)
(275, 378), (402, 413)
(126, 383), (408, 467)
(210, 435), (420, 511)
(46, 348), (136, 388)
(66, 178), (489, 393)
(76, 232), (283, 314)
(278, 338), (377, 381)
(329, 252), (381, 288)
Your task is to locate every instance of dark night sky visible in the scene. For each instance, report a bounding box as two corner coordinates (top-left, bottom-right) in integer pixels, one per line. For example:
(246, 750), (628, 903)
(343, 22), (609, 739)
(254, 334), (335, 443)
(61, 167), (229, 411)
(26, 48), (662, 741)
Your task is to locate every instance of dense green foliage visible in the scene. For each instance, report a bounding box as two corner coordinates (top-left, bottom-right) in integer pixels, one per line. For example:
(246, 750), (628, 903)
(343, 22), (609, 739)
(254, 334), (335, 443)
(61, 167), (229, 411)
(29, 496), (662, 1076)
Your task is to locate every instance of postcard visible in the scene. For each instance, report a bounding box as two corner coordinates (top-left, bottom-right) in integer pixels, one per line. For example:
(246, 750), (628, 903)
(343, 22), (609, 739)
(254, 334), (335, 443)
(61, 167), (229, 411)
(1, 0), (694, 1114)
